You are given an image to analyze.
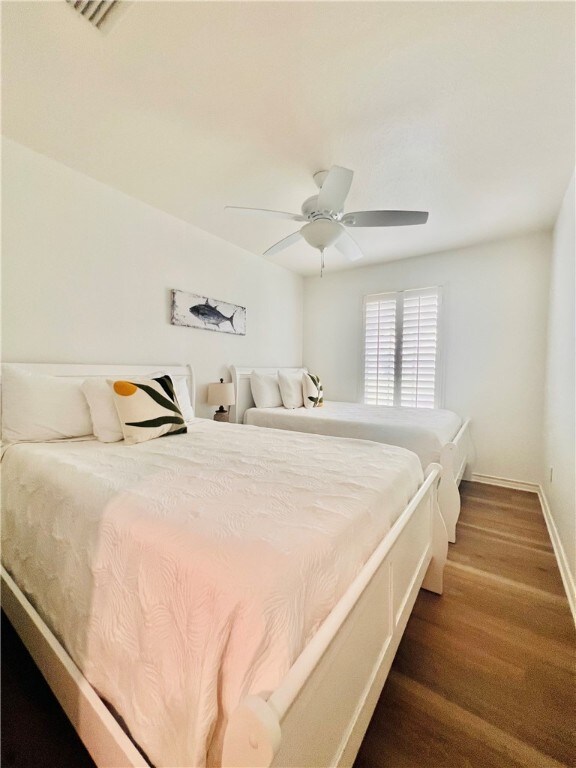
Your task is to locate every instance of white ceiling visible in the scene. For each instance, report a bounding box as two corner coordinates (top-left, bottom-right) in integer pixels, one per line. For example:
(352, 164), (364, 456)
(2, 1), (574, 275)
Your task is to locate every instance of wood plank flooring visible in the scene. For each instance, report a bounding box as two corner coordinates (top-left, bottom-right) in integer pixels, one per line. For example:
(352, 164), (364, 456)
(354, 481), (575, 768)
(1, 482), (574, 767)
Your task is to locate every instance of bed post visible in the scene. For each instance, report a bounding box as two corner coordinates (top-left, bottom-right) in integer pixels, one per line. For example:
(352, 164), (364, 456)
(222, 695), (280, 768)
(438, 443), (460, 543)
(422, 463), (448, 595)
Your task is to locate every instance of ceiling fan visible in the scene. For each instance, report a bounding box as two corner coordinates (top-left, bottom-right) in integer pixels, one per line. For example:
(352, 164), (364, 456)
(225, 165), (428, 269)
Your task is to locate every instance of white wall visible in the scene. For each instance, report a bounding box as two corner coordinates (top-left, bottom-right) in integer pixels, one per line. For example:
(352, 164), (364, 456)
(1, 139), (303, 417)
(303, 232), (551, 483)
(543, 172), (575, 596)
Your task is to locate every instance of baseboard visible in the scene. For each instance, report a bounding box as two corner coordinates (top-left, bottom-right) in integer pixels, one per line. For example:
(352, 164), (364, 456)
(537, 487), (576, 626)
(469, 473), (540, 493)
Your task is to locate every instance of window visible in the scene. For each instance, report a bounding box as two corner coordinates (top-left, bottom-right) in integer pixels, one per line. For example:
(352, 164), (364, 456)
(364, 286), (441, 408)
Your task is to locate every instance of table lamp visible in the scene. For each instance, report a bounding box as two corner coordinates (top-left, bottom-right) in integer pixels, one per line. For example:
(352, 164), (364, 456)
(207, 378), (235, 422)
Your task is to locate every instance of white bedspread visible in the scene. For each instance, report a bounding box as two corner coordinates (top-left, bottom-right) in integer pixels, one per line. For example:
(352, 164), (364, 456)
(244, 402), (462, 468)
(1, 419), (422, 767)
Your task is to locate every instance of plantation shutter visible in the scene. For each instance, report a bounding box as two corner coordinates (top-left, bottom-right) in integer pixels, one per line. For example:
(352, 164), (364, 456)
(364, 295), (397, 405)
(400, 288), (439, 408)
(364, 287), (441, 408)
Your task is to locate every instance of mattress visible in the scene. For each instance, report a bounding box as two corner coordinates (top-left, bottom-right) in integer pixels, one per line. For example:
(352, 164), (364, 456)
(1, 419), (422, 768)
(244, 401), (462, 468)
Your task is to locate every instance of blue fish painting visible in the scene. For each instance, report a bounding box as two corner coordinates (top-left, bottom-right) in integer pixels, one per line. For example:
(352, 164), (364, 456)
(171, 290), (246, 335)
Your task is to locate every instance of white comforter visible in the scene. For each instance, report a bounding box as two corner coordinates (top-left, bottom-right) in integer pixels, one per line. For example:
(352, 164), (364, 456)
(244, 401), (462, 468)
(1, 420), (422, 767)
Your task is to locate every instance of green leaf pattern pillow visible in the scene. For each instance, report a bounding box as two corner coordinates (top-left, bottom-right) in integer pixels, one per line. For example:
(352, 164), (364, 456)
(110, 375), (187, 444)
(303, 372), (324, 409)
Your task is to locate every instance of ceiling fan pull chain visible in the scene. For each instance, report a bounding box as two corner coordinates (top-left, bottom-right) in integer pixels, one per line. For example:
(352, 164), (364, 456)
(320, 247), (325, 277)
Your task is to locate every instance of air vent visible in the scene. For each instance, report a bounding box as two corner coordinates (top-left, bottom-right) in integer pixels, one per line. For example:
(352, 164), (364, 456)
(66, 0), (119, 30)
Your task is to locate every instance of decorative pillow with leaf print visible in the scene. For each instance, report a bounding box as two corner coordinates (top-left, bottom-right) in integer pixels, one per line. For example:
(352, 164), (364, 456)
(110, 375), (187, 444)
(303, 372), (324, 408)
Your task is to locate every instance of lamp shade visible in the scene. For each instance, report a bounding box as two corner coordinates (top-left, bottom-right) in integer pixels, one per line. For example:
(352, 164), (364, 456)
(207, 381), (235, 407)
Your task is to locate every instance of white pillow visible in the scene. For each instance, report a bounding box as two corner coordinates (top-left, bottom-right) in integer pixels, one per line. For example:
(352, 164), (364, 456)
(81, 378), (124, 442)
(250, 371), (283, 408)
(303, 372), (324, 409)
(2, 365), (93, 443)
(278, 370), (304, 409)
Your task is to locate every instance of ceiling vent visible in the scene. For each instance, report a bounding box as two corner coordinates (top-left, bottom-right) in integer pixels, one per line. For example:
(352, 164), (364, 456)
(65, 0), (120, 30)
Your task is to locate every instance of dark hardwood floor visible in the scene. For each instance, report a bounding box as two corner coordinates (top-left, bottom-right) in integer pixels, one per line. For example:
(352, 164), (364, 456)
(2, 481), (574, 767)
(1, 611), (96, 768)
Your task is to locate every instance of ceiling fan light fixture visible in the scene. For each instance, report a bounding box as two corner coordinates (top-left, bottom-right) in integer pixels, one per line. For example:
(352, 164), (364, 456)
(300, 219), (343, 250)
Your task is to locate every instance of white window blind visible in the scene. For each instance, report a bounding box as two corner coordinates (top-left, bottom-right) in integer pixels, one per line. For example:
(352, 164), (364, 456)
(364, 287), (441, 409)
(364, 295), (397, 406)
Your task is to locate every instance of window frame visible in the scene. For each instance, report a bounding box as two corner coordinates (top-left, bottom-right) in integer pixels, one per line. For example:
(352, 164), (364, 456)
(362, 286), (444, 409)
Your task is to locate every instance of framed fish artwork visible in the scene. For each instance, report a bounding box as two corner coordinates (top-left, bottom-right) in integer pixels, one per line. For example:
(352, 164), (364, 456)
(171, 289), (246, 336)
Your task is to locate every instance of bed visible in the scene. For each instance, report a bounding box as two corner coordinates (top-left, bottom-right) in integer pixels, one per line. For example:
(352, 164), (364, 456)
(231, 366), (471, 543)
(1, 362), (448, 768)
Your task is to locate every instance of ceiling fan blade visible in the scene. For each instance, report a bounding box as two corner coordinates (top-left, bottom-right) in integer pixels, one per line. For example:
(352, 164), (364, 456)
(342, 210), (429, 227)
(263, 230), (303, 258)
(333, 230), (364, 262)
(225, 206), (305, 222)
(317, 166), (354, 212)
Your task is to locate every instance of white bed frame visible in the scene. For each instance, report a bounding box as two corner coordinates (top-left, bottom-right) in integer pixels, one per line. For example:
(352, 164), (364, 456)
(1, 362), (448, 768)
(231, 366), (471, 543)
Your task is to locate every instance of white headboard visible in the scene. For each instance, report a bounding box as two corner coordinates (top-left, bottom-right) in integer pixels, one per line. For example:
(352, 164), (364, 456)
(229, 366), (307, 424)
(1, 363), (196, 412)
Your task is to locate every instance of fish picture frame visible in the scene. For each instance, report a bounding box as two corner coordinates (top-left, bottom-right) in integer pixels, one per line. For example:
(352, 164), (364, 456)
(171, 289), (246, 336)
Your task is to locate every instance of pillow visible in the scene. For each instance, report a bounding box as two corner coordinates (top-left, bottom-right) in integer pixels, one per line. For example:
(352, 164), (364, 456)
(108, 376), (187, 445)
(110, 375), (187, 445)
(303, 372), (324, 408)
(1, 365), (93, 443)
(83, 374), (195, 444)
(250, 371), (283, 408)
(278, 370), (304, 409)
(150, 373), (195, 423)
(81, 378), (124, 443)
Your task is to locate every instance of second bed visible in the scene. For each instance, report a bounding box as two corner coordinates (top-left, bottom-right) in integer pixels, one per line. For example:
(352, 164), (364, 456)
(231, 366), (471, 542)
